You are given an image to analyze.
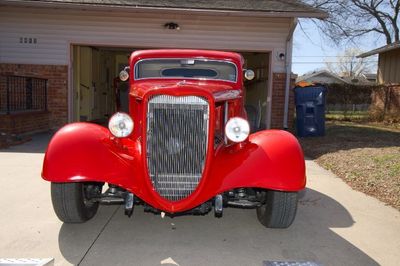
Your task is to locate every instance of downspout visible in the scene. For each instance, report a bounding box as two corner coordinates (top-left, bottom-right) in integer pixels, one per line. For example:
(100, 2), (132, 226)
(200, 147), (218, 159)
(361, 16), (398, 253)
(283, 18), (298, 130)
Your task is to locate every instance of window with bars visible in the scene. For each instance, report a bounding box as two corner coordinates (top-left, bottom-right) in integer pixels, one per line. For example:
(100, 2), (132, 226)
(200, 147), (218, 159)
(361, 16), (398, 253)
(0, 75), (47, 114)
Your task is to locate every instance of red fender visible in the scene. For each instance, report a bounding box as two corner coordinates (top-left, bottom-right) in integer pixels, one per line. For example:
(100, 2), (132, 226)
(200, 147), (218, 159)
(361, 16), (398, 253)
(42, 123), (305, 213)
(209, 129), (306, 192)
(42, 123), (138, 189)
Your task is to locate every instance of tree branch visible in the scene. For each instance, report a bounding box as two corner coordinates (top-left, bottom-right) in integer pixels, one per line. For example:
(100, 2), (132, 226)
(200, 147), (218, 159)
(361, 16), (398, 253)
(306, 0), (399, 45)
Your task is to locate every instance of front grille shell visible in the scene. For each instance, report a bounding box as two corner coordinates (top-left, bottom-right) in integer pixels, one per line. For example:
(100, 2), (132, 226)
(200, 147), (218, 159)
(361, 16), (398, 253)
(146, 95), (210, 201)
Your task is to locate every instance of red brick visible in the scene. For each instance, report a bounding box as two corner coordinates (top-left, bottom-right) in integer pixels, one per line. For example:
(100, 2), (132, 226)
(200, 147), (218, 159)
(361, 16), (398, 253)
(0, 63), (68, 134)
(271, 73), (295, 129)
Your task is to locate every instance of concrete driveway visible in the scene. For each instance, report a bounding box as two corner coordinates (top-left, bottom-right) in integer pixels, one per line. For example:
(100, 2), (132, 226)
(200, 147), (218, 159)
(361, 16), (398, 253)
(0, 133), (399, 266)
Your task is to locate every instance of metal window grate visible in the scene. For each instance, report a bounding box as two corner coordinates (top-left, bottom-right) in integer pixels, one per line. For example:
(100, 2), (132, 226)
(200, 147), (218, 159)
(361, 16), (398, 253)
(0, 75), (47, 114)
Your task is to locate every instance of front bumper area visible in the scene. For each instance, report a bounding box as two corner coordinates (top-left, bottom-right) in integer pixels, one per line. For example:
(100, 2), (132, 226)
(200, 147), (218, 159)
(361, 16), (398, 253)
(42, 123), (305, 213)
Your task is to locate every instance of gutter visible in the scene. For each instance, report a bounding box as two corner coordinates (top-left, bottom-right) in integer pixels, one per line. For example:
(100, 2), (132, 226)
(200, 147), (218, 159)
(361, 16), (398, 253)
(283, 18), (298, 130)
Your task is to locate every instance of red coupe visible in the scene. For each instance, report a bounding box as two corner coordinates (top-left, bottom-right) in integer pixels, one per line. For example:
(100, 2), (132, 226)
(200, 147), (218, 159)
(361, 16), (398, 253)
(42, 50), (305, 228)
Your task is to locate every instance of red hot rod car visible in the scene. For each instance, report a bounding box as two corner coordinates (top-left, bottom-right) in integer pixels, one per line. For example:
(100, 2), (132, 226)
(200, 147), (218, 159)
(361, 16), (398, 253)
(42, 50), (305, 228)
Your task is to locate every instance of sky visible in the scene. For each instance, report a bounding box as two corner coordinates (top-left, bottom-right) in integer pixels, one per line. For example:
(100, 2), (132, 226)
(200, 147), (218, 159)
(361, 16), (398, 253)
(292, 19), (384, 76)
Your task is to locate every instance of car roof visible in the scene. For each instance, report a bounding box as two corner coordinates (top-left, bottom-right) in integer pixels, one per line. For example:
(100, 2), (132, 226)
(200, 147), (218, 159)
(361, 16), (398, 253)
(130, 49), (244, 66)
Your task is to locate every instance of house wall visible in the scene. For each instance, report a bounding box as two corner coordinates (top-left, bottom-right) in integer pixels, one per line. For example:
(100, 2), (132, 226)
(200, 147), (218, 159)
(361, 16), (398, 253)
(0, 6), (291, 72)
(271, 73), (295, 129)
(378, 49), (400, 84)
(0, 5), (295, 132)
(0, 64), (68, 133)
(0, 111), (50, 135)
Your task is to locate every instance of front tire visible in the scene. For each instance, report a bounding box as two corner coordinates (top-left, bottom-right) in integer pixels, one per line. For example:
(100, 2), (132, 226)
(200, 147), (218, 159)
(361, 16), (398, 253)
(256, 190), (298, 228)
(51, 182), (101, 223)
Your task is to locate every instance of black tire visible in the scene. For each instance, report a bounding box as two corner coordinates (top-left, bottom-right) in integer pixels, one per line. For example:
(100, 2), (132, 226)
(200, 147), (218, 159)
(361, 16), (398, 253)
(256, 190), (298, 228)
(51, 182), (101, 223)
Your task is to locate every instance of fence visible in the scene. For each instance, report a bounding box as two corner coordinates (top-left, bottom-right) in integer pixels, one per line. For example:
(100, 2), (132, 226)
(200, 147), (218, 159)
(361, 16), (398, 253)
(322, 83), (400, 122)
(0, 75), (48, 114)
(370, 84), (400, 121)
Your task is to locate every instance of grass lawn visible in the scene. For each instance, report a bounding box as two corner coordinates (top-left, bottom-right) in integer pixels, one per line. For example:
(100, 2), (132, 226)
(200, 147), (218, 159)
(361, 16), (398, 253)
(326, 110), (369, 122)
(299, 121), (400, 210)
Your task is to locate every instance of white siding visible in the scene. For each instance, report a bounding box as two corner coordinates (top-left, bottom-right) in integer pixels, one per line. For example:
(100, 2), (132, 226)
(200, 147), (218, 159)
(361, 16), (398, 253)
(0, 6), (292, 72)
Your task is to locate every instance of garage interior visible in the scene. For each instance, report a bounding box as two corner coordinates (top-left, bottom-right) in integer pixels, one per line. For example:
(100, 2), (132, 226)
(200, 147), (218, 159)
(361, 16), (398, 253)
(72, 45), (131, 123)
(72, 45), (269, 130)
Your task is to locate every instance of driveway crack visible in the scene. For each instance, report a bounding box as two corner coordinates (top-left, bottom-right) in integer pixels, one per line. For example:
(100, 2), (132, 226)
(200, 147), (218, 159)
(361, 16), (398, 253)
(77, 206), (120, 266)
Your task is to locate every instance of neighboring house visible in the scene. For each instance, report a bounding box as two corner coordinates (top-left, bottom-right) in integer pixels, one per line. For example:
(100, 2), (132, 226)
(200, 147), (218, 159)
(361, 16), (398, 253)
(358, 41), (400, 84)
(297, 69), (375, 85)
(296, 70), (348, 84)
(362, 73), (377, 83)
(341, 75), (375, 85)
(0, 0), (326, 134)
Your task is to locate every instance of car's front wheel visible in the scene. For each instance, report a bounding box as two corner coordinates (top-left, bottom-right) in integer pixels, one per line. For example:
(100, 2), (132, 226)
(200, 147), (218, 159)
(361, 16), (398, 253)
(256, 190), (298, 228)
(51, 182), (102, 223)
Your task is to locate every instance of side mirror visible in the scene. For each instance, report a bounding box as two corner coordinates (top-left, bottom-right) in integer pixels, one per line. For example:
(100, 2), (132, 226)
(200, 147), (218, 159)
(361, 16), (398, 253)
(244, 69), (255, 81)
(119, 67), (130, 81)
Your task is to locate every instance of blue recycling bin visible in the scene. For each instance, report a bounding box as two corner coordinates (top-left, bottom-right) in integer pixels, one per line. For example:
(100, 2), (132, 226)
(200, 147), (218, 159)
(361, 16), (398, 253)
(294, 85), (327, 137)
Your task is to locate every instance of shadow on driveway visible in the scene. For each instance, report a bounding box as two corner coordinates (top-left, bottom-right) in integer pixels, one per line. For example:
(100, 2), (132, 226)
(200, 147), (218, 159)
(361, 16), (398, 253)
(57, 188), (378, 266)
(0, 132), (52, 153)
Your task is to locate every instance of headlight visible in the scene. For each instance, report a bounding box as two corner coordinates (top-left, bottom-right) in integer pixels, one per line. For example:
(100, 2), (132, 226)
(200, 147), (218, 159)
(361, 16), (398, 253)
(108, 112), (134, 138)
(119, 69), (129, 81)
(225, 117), (250, 143)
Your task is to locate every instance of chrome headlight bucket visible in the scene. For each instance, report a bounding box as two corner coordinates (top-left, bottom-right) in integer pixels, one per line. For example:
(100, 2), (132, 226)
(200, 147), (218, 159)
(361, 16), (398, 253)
(108, 112), (134, 138)
(225, 117), (250, 143)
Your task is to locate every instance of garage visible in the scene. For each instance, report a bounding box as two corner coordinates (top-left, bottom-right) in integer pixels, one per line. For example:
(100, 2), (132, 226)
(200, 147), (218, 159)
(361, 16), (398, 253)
(0, 1), (326, 134)
(72, 46), (131, 123)
(72, 45), (269, 130)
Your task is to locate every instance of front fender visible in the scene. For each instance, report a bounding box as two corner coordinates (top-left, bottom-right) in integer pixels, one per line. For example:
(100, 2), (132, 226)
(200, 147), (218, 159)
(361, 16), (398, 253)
(42, 123), (140, 190)
(42, 124), (305, 213)
(208, 129), (306, 192)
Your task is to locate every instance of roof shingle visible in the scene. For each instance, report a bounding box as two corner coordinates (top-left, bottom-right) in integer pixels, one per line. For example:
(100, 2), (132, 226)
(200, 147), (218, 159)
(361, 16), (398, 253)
(3, 0), (327, 18)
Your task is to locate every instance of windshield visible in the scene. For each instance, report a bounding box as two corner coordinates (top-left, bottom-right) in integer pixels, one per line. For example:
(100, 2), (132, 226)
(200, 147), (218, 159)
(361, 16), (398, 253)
(135, 59), (237, 82)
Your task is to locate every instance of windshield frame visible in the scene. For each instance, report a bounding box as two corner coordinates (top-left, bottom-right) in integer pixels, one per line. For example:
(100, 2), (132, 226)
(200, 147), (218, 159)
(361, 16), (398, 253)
(133, 58), (238, 83)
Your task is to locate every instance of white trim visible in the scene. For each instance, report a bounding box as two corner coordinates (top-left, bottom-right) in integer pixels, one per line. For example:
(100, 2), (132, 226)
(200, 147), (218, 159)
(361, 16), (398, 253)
(68, 44), (73, 123)
(266, 52), (273, 129)
(283, 18), (297, 129)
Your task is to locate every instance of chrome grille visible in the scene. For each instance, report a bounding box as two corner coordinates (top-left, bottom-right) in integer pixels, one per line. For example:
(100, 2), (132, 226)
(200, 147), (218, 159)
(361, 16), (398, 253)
(146, 95), (209, 201)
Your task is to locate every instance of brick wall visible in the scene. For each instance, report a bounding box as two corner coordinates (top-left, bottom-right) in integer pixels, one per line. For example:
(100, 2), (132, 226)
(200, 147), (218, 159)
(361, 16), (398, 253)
(0, 112), (50, 134)
(271, 73), (295, 129)
(0, 63), (68, 134)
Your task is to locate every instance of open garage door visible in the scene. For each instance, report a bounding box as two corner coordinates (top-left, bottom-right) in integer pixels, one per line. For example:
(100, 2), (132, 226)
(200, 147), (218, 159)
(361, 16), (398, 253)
(72, 45), (132, 123)
(242, 52), (269, 131)
(72, 46), (270, 128)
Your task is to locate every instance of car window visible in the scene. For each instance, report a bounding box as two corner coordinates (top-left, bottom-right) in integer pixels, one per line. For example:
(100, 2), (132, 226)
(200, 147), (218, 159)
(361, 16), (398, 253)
(135, 59), (237, 82)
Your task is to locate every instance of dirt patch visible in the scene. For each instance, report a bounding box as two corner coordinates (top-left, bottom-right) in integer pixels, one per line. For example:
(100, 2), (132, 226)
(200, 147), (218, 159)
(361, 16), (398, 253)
(299, 122), (400, 210)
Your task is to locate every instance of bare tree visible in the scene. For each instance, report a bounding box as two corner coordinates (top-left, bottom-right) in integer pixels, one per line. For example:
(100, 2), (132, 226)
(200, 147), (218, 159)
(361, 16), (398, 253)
(325, 48), (373, 77)
(306, 0), (400, 45)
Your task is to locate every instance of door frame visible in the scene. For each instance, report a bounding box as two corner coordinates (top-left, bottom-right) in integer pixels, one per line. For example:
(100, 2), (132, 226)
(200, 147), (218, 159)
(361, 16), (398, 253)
(68, 43), (273, 128)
